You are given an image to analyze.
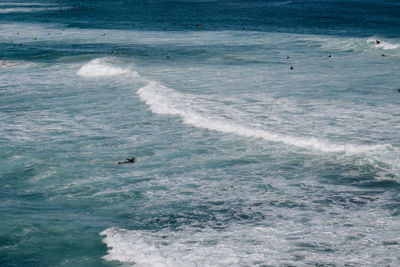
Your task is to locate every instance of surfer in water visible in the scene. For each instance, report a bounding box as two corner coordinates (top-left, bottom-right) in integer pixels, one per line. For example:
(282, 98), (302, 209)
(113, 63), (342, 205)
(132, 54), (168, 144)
(376, 40), (380, 45)
(116, 157), (135, 165)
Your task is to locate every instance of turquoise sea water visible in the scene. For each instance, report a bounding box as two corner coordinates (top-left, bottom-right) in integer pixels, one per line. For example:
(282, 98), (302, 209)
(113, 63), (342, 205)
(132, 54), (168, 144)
(1, 1), (400, 266)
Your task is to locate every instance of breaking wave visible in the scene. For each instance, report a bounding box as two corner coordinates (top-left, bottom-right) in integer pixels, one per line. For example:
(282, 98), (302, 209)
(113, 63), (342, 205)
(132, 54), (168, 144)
(75, 59), (394, 157)
(100, 221), (400, 267)
(305, 36), (400, 53)
(137, 81), (387, 154)
(100, 226), (286, 266)
(76, 58), (138, 77)
(367, 38), (400, 50)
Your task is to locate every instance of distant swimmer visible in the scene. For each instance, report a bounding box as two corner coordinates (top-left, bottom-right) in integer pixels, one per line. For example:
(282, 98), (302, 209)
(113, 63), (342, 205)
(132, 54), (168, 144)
(381, 54), (386, 57)
(116, 157), (135, 165)
(328, 54), (331, 58)
(376, 40), (381, 45)
(290, 65), (294, 70)
(286, 56), (290, 59)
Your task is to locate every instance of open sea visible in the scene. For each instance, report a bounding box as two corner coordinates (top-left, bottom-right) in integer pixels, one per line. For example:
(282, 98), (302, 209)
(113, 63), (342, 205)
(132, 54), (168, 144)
(1, 0), (400, 266)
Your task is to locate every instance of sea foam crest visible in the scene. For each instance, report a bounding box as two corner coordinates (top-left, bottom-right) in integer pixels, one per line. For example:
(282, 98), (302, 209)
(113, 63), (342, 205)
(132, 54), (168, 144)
(367, 38), (400, 50)
(0, 3), (58, 6)
(100, 226), (271, 266)
(101, 227), (175, 266)
(0, 6), (71, 13)
(137, 81), (385, 154)
(77, 58), (138, 77)
(306, 36), (400, 53)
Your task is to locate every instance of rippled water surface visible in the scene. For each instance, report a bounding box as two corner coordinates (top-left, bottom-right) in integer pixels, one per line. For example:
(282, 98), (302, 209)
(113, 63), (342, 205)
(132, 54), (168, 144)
(1, 0), (400, 266)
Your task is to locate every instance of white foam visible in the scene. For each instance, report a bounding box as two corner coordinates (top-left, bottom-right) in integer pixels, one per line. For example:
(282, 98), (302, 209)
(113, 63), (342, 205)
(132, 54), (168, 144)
(100, 226), (277, 266)
(302, 36), (400, 54)
(101, 227), (174, 266)
(367, 38), (400, 50)
(0, 3), (57, 6)
(101, 217), (400, 266)
(137, 81), (386, 154)
(377, 42), (400, 50)
(0, 7), (69, 13)
(77, 58), (138, 78)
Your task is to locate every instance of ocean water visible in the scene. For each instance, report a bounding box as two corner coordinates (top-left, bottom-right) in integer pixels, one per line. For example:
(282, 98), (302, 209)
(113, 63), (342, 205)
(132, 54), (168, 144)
(1, 0), (400, 266)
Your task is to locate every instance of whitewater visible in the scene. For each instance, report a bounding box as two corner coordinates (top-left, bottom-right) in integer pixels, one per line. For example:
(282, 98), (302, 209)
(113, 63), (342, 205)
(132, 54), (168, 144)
(2, 1), (400, 266)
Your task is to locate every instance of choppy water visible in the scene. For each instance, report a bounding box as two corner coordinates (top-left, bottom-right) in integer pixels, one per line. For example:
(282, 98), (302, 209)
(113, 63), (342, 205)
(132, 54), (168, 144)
(1, 0), (400, 266)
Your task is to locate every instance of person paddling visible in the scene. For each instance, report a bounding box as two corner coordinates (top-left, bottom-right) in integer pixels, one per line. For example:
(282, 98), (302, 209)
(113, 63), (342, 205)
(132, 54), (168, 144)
(116, 157), (135, 165)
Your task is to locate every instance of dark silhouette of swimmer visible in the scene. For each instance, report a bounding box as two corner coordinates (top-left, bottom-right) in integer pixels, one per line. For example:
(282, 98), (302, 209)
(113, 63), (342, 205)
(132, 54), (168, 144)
(116, 157), (135, 165)
(381, 54), (386, 57)
(286, 56), (290, 59)
(328, 54), (331, 58)
(376, 40), (380, 45)
(290, 65), (294, 70)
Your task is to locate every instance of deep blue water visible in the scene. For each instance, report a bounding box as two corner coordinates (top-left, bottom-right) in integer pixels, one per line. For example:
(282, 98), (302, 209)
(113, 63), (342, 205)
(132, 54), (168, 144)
(1, 0), (400, 266)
